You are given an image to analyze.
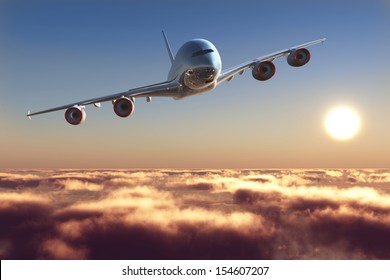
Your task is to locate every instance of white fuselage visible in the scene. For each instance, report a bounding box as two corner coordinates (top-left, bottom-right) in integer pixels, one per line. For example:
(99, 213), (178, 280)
(167, 39), (222, 99)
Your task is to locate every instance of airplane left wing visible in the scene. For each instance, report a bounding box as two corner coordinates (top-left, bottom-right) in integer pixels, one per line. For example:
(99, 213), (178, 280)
(27, 79), (181, 119)
(217, 38), (326, 84)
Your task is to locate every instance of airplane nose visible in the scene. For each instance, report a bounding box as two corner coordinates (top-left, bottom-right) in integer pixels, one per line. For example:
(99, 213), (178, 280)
(201, 55), (215, 68)
(184, 67), (217, 89)
(201, 67), (216, 82)
(188, 67), (215, 78)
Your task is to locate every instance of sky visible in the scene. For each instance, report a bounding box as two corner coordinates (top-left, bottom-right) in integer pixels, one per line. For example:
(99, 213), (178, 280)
(1, 0), (390, 168)
(1, 168), (389, 259)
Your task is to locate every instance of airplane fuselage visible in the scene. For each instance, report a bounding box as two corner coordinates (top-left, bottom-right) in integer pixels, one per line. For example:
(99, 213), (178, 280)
(168, 39), (222, 99)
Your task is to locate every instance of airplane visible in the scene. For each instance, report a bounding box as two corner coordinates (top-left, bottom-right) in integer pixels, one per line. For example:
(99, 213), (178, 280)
(27, 31), (326, 125)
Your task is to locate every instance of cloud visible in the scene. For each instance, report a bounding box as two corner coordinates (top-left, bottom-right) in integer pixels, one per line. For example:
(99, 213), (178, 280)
(54, 185), (272, 259)
(56, 179), (103, 191)
(0, 172), (42, 189)
(1, 169), (390, 259)
(39, 239), (88, 260)
(0, 192), (54, 259)
(231, 179), (390, 259)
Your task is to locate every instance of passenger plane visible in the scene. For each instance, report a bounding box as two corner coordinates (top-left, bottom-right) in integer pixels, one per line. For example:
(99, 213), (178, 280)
(27, 31), (326, 125)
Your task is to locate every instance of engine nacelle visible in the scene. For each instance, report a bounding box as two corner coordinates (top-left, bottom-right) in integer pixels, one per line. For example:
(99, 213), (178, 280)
(287, 48), (311, 67)
(113, 97), (134, 118)
(65, 106), (86, 125)
(252, 61), (276, 81)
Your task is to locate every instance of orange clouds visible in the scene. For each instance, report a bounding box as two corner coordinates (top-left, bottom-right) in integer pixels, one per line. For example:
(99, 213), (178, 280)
(0, 169), (389, 259)
(39, 239), (88, 260)
(56, 179), (104, 191)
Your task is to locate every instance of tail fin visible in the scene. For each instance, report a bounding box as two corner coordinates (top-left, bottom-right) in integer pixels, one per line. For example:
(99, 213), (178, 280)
(162, 30), (174, 64)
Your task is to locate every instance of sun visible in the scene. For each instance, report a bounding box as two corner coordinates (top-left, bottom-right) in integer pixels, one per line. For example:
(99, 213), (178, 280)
(324, 106), (360, 141)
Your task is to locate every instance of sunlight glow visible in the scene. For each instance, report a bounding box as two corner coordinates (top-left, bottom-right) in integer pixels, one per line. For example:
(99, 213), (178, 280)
(325, 106), (360, 141)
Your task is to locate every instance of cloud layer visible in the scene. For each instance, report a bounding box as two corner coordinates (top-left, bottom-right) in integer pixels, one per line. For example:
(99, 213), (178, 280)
(1, 169), (389, 259)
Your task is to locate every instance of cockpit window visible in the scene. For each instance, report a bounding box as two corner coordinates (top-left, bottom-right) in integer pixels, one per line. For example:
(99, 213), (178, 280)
(192, 49), (214, 57)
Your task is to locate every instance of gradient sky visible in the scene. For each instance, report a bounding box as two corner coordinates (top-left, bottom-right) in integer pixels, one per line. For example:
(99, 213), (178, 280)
(1, 0), (389, 168)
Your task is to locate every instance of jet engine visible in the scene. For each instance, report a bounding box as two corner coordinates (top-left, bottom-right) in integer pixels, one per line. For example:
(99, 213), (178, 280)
(65, 105), (86, 125)
(113, 97), (134, 117)
(252, 61), (276, 81)
(287, 48), (311, 67)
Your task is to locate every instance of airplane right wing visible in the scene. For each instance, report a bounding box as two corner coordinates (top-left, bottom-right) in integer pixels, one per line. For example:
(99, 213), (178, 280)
(217, 38), (326, 84)
(27, 79), (181, 124)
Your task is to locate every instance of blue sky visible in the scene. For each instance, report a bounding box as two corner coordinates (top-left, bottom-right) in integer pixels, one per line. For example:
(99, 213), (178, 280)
(1, 0), (389, 168)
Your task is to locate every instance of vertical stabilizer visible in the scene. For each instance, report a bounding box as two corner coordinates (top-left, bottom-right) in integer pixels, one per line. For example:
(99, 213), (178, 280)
(162, 30), (174, 64)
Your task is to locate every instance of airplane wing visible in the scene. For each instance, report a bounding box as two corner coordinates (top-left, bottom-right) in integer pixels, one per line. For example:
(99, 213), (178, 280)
(27, 79), (181, 118)
(217, 38), (326, 84)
